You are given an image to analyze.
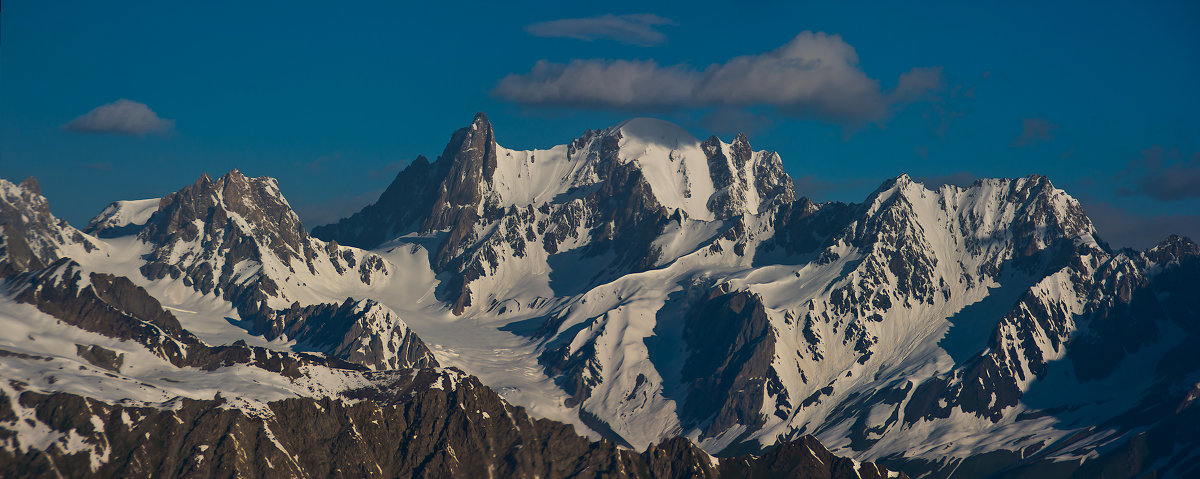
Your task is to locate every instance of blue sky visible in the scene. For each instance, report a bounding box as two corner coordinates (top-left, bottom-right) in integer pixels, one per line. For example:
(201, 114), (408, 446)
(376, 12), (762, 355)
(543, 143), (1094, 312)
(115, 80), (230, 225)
(2, 1), (1198, 248)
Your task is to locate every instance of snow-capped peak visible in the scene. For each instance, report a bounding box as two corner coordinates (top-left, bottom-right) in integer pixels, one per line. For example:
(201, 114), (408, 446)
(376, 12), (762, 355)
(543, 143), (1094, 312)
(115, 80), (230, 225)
(85, 198), (161, 237)
(0, 177), (99, 273)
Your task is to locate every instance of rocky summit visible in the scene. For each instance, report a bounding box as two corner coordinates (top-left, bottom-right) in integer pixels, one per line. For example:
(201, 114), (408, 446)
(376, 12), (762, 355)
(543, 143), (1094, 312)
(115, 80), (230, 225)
(1, 114), (1197, 478)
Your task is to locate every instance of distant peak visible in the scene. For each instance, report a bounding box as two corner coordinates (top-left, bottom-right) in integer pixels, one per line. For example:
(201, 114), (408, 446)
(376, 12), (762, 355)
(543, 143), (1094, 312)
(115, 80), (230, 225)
(1144, 233), (1198, 262)
(866, 174), (918, 200)
(220, 169), (248, 184)
(875, 173), (914, 191)
(1157, 234), (1194, 248)
(471, 112), (492, 131)
(1023, 173), (1052, 187)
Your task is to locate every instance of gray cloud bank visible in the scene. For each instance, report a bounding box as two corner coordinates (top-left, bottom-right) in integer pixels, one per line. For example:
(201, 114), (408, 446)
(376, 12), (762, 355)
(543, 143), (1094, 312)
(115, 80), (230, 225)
(1084, 200), (1200, 251)
(495, 31), (944, 125)
(64, 99), (174, 136)
(525, 14), (675, 46)
(1117, 145), (1200, 201)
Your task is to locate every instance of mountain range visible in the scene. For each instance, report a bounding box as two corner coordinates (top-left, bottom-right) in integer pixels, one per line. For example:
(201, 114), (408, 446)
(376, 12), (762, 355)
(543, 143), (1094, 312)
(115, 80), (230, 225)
(1, 113), (1197, 478)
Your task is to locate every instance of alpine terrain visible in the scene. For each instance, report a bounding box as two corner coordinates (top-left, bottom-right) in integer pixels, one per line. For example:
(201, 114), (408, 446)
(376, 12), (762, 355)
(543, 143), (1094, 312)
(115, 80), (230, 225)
(1, 113), (1197, 478)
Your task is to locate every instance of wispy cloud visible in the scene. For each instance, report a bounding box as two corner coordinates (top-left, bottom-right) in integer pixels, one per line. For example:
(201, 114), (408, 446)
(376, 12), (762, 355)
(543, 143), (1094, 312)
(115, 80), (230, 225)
(495, 31), (944, 127)
(298, 152), (342, 173)
(1116, 145), (1200, 201)
(63, 99), (174, 136)
(524, 14), (675, 46)
(1012, 117), (1057, 147)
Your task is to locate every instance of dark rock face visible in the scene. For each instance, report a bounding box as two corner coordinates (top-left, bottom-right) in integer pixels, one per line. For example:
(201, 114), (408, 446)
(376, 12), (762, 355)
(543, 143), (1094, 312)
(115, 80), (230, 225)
(766, 197), (850, 257)
(718, 435), (903, 479)
(0, 226), (45, 278)
(74, 344), (124, 373)
(0, 380), (905, 479)
(245, 298), (438, 370)
(703, 135), (739, 219)
(587, 158), (671, 271)
(310, 154), (439, 251)
(423, 112), (499, 237)
(751, 153), (795, 213)
(702, 134), (795, 219)
(680, 285), (777, 440)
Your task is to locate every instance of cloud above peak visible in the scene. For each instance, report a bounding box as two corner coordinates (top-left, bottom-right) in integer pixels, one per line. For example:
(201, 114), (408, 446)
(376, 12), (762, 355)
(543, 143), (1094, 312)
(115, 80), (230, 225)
(64, 99), (174, 136)
(1116, 145), (1200, 201)
(524, 14), (675, 46)
(494, 31), (944, 126)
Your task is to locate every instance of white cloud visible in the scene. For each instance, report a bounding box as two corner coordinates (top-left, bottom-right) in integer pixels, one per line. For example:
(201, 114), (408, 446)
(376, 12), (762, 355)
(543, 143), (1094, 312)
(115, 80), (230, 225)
(494, 32), (944, 125)
(524, 14), (675, 46)
(64, 99), (174, 136)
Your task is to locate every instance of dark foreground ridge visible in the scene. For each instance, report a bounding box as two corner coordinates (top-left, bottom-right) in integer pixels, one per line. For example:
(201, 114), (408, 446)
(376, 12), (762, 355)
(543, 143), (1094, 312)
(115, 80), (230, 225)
(0, 383), (906, 479)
